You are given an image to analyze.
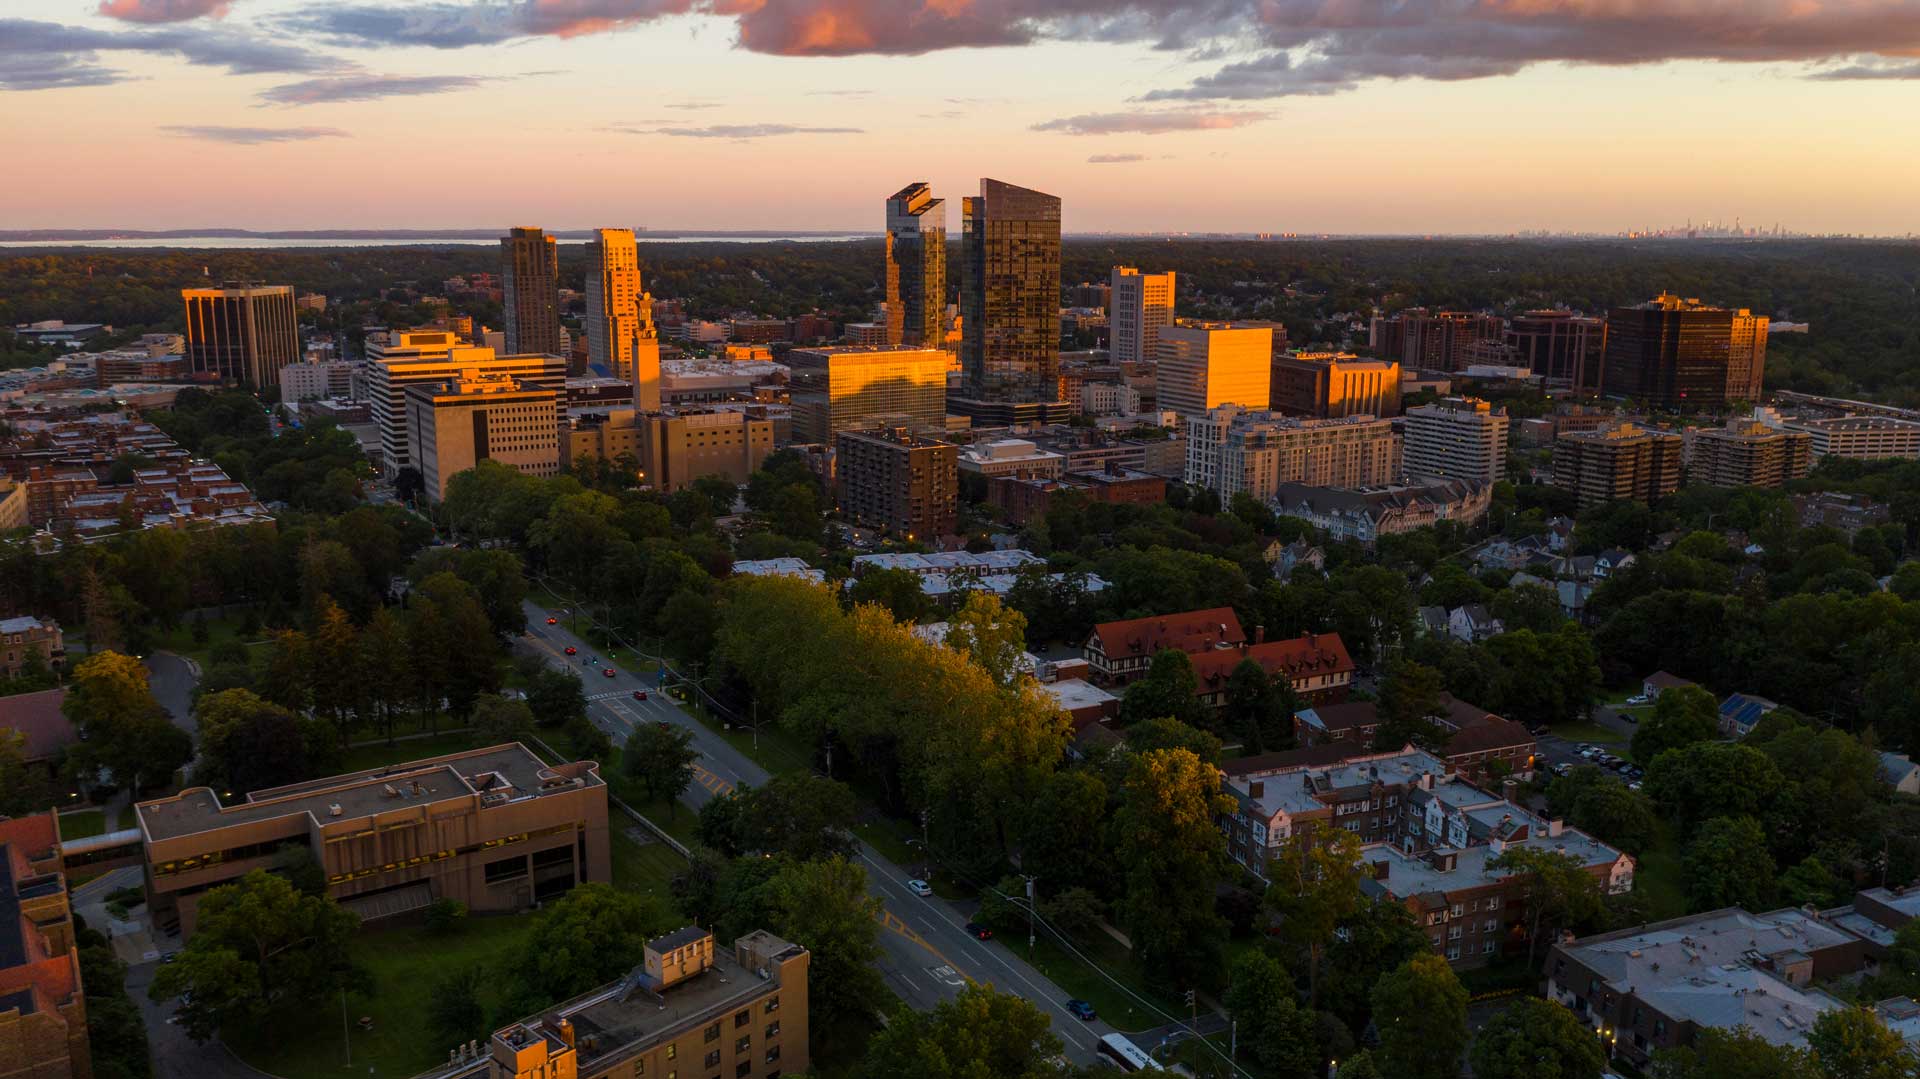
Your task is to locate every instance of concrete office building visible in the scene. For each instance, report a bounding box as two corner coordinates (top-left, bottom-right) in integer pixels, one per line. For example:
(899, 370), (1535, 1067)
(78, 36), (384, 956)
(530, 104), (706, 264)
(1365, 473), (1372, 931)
(1603, 292), (1767, 408)
(1754, 409), (1920, 460)
(638, 409), (774, 492)
(406, 373), (560, 503)
(957, 179), (1062, 408)
(1110, 267), (1176, 365)
(182, 283), (299, 387)
(1269, 351), (1401, 418)
(585, 228), (658, 388)
(0, 811), (89, 1079)
(439, 929), (807, 1079)
(1553, 424), (1684, 508)
(501, 227), (562, 357)
(279, 360), (356, 402)
(136, 743), (610, 939)
(787, 347), (947, 444)
(1507, 310), (1605, 391)
(835, 427), (958, 539)
(1402, 397), (1510, 485)
(957, 438), (1067, 480)
(366, 330), (566, 477)
(885, 183), (947, 349)
(1185, 405), (1401, 500)
(1157, 320), (1275, 420)
(1685, 419), (1812, 488)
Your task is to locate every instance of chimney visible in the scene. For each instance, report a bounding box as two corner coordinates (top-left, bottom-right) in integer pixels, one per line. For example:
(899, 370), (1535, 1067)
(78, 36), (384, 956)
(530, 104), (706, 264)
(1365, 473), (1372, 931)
(1254, 625), (1266, 644)
(1548, 819), (1565, 837)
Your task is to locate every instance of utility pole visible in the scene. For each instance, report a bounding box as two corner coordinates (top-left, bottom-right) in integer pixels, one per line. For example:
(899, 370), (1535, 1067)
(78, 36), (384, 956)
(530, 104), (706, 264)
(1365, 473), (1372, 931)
(1023, 875), (1037, 954)
(342, 988), (351, 1068)
(751, 699), (758, 750)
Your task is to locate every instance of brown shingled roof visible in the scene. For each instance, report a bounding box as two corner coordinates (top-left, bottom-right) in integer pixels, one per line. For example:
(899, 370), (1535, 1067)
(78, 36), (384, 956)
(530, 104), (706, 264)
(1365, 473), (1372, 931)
(1191, 633), (1355, 689)
(1087, 607), (1246, 658)
(0, 689), (70, 764)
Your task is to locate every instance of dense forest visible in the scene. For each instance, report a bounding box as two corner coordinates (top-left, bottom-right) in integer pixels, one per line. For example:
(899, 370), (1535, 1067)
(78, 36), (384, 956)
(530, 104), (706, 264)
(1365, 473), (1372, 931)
(3, 237), (1917, 400)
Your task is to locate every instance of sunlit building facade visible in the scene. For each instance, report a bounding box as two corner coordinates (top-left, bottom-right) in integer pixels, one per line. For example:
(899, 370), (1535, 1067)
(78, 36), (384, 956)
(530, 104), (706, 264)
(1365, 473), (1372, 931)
(958, 179), (1062, 405)
(1110, 267), (1176, 366)
(501, 226), (561, 358)
(787, 347), (948, 444)
(885, 183), (947, 349)
(181, 283), (299, 388)
(1157, 320), (1275, 420)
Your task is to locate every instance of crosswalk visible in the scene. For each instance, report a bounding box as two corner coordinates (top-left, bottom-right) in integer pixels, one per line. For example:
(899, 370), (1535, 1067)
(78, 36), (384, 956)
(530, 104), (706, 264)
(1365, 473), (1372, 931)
(691, 763), (732, 796)
(587, 691), (630, 702)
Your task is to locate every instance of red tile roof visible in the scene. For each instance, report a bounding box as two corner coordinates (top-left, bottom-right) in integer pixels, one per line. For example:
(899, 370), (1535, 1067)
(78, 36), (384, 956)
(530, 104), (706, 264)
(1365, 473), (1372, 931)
(1087, 607), (1246, 659)
(0, 689), (71, 764)
(1192, 633), (1355, 690)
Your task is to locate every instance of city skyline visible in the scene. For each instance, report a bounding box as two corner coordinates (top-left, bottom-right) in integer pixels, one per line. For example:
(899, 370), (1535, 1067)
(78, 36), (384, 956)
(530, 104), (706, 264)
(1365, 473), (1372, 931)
(3, 0), (1920, 235)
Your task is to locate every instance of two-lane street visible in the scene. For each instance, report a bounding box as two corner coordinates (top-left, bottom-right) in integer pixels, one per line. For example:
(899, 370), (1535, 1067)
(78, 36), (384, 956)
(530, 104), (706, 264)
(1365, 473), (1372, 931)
(520, 601), (1133, 1064)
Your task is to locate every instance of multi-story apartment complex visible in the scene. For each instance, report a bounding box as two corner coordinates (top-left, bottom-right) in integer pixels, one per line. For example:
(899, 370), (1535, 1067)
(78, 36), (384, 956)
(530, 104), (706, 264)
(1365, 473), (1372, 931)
(1553, 423), (1684, 508)
(884, 183), (947, 349)
(1369, 309), (1503, 372)
(279, 360), (356, 402)
(1270, 477), (1491, 548)
(1602, 292), (1767, 407)
(638, 409), (774, 492)
(1506, 310), (1606, 391)
(0, 478), (24, 532)
(1185, 406), (1400, 500)
(0, 616), (63, 678)
(1156, 320), (1274, 420)
(1269, 352), (1400, 418)
(434, 929), (807, 1079)
(834, 427), (958, 539)
(406, 373), (561, 503)
(365, 331), (566, 477)
(1084, 606), (1247, 686)
(501, 227), (562, 357)
(181, 283), (299, 388)
(786, 347), (947, 444)
(957, 179), (1062, 408)
(0, 810), (89, 1079)
(1684, 418), (1812, 488)
(1753, 409), (1920, 460)
(585, 228), (657, 386)
(1402, 397), (1510, 485)
(985, 463), (1165, 525)
(1293, 694), (1535, 784)
(1110, 267), (1176, 365)
(136, 743), (610, 938)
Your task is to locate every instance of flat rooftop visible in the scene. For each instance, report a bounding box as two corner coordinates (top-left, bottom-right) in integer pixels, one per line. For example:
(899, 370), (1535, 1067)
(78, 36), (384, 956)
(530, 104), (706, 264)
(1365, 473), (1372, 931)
(562, 934), (802, 1072)
(1361, 825), (1623, 900)
(138, 743), (599, 842)
(1228, 747), (1448, 817)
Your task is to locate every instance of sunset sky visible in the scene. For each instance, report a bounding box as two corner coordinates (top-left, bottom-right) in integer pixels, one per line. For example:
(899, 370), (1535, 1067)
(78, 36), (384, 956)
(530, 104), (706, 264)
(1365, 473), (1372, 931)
(5, 0), (1920, 234)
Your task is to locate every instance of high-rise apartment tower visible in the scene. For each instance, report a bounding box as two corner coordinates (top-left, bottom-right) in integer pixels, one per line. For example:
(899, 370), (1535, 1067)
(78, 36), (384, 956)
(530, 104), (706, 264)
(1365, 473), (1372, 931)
(958, 179), (1062, 404)
(501, 226), (562, 357)
(884, 183), (947, 349)
(585, 228), (656, 386)
(1110, 267), (1176, 365)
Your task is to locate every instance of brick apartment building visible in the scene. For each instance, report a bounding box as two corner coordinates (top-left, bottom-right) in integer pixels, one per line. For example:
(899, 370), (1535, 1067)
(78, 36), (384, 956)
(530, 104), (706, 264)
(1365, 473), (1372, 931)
(137, 743), (610, 938)
(985, 462), (1165, 526)
(428, 929), (808, 1079)
(0, 811), (90, 1079)
(1189, 631), (1355, 706)
(834, 427), (958, 540)
(1293, 694), (1536, 782)
(1083, 607), (1246, 685)
(0, 617), (63, 679)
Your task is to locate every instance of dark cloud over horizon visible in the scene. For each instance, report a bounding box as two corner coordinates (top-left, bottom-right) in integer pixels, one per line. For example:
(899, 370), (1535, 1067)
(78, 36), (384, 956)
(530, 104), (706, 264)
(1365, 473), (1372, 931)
(0, 16), (328, 91)
(256, 74), (497, 105)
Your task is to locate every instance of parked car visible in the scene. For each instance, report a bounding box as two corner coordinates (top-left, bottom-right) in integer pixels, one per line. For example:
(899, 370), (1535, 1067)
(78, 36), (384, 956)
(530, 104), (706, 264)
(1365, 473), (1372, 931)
(1067, 999), (1097, 1021)
(1625, 694), (1648, 705)
(1621, 713), (1640, 725)
(906, 879), (933, 897)
(965, 922), (993, 940)
(1551, 763), (1572, 778)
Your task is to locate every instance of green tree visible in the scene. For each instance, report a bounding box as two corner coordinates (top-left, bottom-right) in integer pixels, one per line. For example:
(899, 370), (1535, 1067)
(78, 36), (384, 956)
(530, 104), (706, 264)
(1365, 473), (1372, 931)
(426, 964), (489, 1054)
(1569, 779), (1659, 855)
(1223, 657), (1293, 754)
(860, 984), (1064, 1079)
(192, 688), (329, 795)
(847, 567), (931, 622)
(565, 714), (612, 763)
(1631, 685), (1720, 765)
(1468, 997), (1606, 1079)
(1224, 950), (1319, 1079)
(764, 855), (885, 1029)
(941, 591), (1030, 687)
(1374, 660), (1448, 750)
(1648, 1026), (1820, 1079)
(1370, 953), (1468, 1079)
(1266, 829), (1366, 1007)
(1119, 648), (1208, 728)
(1016, 769), (1108, 892)
(504, 883), (673, 1015)
(1489, 845), (1605, 970)
(696, 773), (856, 862)
(1779, 855), (1849, 909)
(1111, 748), (1234, 989)
(1126, 716), (1224, 763)
(623, 721), (699, 817)
(1684, 815), (1777, 911)
(470, 693), (535, 743)
(0, 729), (53, 817)
(1320, 899), (1431, 1035)
(525, 666), (588, 729)
(1806, 1006), (1909, 1079)
(1643, 742), (1786, 833)
(148, 870), (363, 1042)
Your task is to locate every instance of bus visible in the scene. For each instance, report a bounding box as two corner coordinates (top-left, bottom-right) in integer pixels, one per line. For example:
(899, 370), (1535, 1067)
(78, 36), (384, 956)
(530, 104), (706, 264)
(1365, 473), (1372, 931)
(1095, 1033), (1163, 1072)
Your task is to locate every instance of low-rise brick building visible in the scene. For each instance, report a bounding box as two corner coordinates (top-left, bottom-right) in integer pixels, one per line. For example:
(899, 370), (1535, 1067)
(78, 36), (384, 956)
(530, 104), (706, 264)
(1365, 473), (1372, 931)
(1294, 694), (1535, 782)
(0, 811), (90, 1079)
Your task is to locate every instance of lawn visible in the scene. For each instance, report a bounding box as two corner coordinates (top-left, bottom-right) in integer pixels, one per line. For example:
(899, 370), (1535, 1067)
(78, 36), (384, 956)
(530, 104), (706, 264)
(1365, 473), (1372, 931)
(1633, 824), (1690, 921)
(1553, 721), (1626, 746)
(57, 809), (105, 841)
(228, 914), (536, 1079)
(152, 610), (269, 668)
(607, 820), (688, 916)
(998, 923), (1177, 1036)
(337, 731), (489, 774)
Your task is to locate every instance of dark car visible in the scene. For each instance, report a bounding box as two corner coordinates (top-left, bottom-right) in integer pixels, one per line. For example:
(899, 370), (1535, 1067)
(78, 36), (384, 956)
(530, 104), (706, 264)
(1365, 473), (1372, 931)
(602, 668), (617, 678)
(1067, 999), (1097, 1021)
(965, 922), (992, 940)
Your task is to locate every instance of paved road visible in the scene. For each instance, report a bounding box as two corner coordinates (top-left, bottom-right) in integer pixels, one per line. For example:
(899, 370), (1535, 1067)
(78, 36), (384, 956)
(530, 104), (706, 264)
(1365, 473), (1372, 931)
(147, 651), (199, 737)
(520, 600), (1140, 1066)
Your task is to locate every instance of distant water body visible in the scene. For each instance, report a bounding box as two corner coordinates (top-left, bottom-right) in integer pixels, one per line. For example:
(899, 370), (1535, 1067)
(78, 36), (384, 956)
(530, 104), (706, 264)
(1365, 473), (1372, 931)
(0, 234), (875, 249)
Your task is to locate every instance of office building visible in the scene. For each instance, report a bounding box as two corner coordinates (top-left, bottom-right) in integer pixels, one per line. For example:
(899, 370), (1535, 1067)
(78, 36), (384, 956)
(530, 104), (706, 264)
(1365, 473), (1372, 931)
(406, 372), (561, 503)
(956, 438), (1066, 480)
(1507, 310), (1605, 390)
(1156, 320), (1275, 419)
(835, 427), (958, 539)
(0, 811), (89, 1079)
(501, 227), (562, 357)
(1754, 410), (1920, 460)
(1110, 267), (1176, 365)
(1602, 292), (1767, 407)
(1402, 397), (1510, 485)
(181, 283), (299, 387)
(1185, 406), (1400, 500)
(279, 360), (356, 402)
(1685, 419), (1812, 488)
(884, 183), (947, 349)
(638, 409), (774, 492)
(365, 330), (566, 477)
(1369, 309), (1503, 372)
(585, 228), (658, 388)
(1269, 352), (1400, 418)
(786, 347), (947, 444)
(0, 616), (63, 678)
(1553, 424), (1684, 508)
(453, 929), (807, 1079)
(957, 178), (1062, 406)
(137, 743), (609, 938)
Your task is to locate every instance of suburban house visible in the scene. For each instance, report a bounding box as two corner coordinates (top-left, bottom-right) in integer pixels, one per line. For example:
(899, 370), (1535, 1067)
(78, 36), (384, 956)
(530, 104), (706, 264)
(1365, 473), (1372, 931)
(1719, 692), (1780, 738)
(1546, 517), (1575, 553)
(1509, 572), (1596, 623)
(1083, 607), (1246, 686)
(1416, 606), (1450, 637)
(1448, 604), (1504, 643)
(1264, 538), (1326, 580)
(1880, 752), (1920, 796)
(1189, 632), (1355, 707)
(1293, 694), (1536, 783)
(1593, 549), (1637, 578)
(1641, 671), (1697, 700)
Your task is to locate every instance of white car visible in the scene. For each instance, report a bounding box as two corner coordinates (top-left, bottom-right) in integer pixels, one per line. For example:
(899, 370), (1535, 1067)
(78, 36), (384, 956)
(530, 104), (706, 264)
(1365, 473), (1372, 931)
(906, 879), (933, 897)
(1625, 695), (1649, 706)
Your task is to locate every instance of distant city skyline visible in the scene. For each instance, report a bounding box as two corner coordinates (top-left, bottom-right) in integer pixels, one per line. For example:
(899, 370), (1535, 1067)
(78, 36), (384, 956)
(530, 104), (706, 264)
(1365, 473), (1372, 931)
(4, 0), (1920, 234)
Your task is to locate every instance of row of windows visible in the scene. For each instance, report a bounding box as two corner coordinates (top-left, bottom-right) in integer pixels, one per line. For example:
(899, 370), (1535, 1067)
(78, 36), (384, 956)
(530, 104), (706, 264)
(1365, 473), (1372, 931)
(152, 834), (309, 878)
(321, 822), (577, 886)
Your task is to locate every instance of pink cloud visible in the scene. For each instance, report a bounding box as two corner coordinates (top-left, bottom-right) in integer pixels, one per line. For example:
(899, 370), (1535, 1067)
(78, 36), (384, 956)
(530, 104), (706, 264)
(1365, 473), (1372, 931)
(97, 0), (231, 23)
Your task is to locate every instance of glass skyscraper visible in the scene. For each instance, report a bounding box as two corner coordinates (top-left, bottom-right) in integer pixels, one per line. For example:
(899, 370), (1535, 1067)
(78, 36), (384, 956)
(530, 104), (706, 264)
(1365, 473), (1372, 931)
(884, 183), (946, 349)
(959, 178), (1062, 404)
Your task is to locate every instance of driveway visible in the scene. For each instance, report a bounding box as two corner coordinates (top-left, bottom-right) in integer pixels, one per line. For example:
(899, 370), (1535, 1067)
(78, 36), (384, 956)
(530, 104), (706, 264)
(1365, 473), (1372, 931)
(128, 959), (284, 1079)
